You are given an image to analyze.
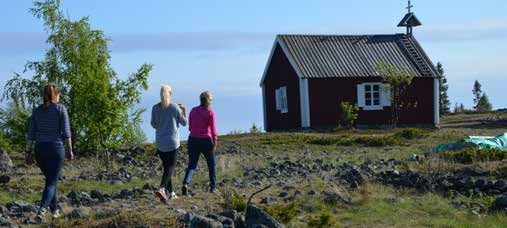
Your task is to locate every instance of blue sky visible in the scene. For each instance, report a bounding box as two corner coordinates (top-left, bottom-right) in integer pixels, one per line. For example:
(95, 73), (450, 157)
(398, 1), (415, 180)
(1, 0), (506, 141)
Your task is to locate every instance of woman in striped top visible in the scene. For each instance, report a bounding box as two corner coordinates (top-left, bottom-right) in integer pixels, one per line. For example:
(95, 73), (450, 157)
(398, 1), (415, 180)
(25, 83), (73, 222)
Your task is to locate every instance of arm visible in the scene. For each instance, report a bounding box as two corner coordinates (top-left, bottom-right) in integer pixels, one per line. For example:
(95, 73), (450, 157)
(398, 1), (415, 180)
(25, 111), (36, 165)
(176, 104), (188, 127)
(60, 106), (73, 160)
(188, 109), (193, 132)
(150, 105), (158, 129)
(210, 110), (217, 148)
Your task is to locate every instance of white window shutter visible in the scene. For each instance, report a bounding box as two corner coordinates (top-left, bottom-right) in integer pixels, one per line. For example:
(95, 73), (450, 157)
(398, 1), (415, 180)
(281, 87), (288, 113)
(357, 84), (365, 107)
(381, 84), (391, 107)
(275, 89), (281, 111)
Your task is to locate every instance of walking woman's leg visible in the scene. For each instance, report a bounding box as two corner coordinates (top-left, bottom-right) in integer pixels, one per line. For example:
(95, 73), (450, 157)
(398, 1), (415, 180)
(183, 138), (200, 186)
(166, 150), (178, 193)
(158, 151), (171, 189)
(50, 144), (64, 212)
(203, 142), (217, 190)
(34, 143), (49, 210)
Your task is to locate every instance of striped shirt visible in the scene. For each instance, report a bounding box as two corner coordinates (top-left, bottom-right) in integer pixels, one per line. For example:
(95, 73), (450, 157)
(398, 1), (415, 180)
(27, 103), (71, 144)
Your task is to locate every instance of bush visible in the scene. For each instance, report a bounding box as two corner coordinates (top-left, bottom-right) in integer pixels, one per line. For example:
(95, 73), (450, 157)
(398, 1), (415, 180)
(351, 136), (401, 147)
(339, 102), (359, 129)
(440, 148), (507, 164)
(307, 209), (336, 227)
(263, 202), (298, 224)
(394, 128), (428, 140)
(229, 191), (247, 212)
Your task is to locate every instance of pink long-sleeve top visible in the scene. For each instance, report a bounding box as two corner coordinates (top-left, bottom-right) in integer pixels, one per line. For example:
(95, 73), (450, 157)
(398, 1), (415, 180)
(189, 106), (217, 141)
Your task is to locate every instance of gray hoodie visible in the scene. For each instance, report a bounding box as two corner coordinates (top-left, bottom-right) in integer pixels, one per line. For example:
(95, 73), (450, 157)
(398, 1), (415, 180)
(151, 103), (187, 152)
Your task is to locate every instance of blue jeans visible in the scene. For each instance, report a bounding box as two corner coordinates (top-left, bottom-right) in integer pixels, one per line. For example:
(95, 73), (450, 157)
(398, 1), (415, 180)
(35, 142), (64, 211)
(183, 137), (216, 188)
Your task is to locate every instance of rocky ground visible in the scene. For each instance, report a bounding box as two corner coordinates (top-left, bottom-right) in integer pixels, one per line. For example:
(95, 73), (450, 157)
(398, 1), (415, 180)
(1, 112), (507, 227)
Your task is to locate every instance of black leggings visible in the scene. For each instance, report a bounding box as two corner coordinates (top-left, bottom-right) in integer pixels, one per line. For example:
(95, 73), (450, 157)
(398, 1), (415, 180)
(158, 149), (178, 192)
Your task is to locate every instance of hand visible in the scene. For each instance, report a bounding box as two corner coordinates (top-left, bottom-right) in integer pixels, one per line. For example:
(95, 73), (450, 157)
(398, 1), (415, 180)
(177, 103), (186, 112)
(66, 150), (74, 160)
(212, 140), (217, 153)
(25, 153), (34, 165)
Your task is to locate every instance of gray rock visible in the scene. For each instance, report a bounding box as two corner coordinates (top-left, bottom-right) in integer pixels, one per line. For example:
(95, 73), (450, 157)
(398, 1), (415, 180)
(494, 180), (507, 192)
(70, 207), (91, 219)
(0, 149), (13, 172)
(246, 205), (284, 228)
(95, 208), (117, 219)
(67, 191), (95, 206)
(6, 200), (36, 213)
(278, 192), (288, 198)
(207, 213), (235, 227)
(190, 214), (222, 228)
(495, 195), (507, 209)
(0, 215), (17, 228)
(0, 175), (10, 185)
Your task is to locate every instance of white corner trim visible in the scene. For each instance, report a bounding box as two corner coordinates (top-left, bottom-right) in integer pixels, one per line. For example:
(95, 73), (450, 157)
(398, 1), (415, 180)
(262, 85), (268, 131)
(299, 78), (311, 128)
(434, 78), (440, 126)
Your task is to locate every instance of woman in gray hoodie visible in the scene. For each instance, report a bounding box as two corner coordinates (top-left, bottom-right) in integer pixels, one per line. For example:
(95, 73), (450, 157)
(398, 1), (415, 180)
(151, 85), (187, 203)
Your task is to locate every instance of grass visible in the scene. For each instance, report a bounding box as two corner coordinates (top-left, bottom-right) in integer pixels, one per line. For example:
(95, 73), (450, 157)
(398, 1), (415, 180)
(2, 112), (507, 227)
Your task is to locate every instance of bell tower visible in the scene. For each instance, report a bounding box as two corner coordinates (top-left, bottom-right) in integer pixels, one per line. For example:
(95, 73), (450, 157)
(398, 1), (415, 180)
(397, 0), (422, 36)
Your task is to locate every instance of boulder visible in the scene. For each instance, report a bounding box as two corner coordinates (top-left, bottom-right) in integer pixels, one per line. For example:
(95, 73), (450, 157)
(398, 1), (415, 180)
(0, 149), (13, 172)
(207, 213), (235, 228)
(67, 191), (95, 206)
(190, 215), (222, 228)
(246, 205), (284, 228)
(495, 195), (507, 209)
(0, 175), (10, 185)
(70, 207), (91, 219)
(6, 200), (37, 213)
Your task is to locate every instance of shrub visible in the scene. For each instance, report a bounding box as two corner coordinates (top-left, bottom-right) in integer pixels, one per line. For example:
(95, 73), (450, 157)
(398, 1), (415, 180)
(440, 148), (507, 164)
(250, 123), (261, 134)
(394, 128), (428, 140)
(263, 202), (298, 224)
(307, 209), (336, 227)
(339, 102), (359, 129)
(228, 190), (247, 212)
(351, 136), (401, 147)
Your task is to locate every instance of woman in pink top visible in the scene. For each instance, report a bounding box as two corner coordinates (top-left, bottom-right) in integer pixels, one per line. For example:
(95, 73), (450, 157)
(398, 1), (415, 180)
(182, 91), (218, 195)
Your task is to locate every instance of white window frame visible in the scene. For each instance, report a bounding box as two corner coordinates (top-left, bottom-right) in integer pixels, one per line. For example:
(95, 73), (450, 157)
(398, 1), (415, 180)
(275, 86), (288, 113)
(362, 83), (383, 110)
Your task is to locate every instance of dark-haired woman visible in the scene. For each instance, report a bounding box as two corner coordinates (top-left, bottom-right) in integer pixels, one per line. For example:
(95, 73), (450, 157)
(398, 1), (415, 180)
(182, 91), (218, 195)
(25, 83), (73, 222)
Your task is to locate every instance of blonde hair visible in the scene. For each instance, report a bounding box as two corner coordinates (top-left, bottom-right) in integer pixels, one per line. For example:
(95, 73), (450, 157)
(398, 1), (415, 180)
(200, 91), (212, 108)
(160, 85), (172, 108)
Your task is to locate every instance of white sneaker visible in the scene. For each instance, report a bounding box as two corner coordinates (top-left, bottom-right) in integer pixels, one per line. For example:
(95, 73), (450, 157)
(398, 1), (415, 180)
(169, 192), (178, 199)
(52, 209), (61, 219)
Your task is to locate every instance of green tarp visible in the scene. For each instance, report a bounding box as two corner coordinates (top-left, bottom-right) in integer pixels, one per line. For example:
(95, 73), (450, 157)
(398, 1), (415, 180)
(435, 133), (507, 153)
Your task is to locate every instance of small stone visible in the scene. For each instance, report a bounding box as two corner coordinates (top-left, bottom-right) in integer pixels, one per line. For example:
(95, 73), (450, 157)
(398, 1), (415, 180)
(278, 192), (288, 198)
(191, 205), (199, 210)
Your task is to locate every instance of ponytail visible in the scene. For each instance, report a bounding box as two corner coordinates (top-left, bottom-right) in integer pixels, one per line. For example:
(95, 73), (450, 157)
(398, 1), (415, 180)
(43, 83), (60, 111)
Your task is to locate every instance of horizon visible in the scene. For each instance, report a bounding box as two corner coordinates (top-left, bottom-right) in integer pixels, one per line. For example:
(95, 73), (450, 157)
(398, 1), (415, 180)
(1, 0), (506, 141)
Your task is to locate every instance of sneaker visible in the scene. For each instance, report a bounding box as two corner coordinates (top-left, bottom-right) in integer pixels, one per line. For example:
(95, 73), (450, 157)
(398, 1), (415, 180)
(51, 209), (61, 219)
(182, 184), (189, 196)
(35, 207), (47, 223)
(210, 187), (218, 194)
(169, 192), (178, 199)
(155, 188), (168, 204)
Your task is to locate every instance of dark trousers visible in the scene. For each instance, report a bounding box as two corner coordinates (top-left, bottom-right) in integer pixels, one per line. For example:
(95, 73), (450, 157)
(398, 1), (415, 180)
(34, 142), (64, 211)
(158, 149), (178, 192)
(183, 137), (216, 188)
